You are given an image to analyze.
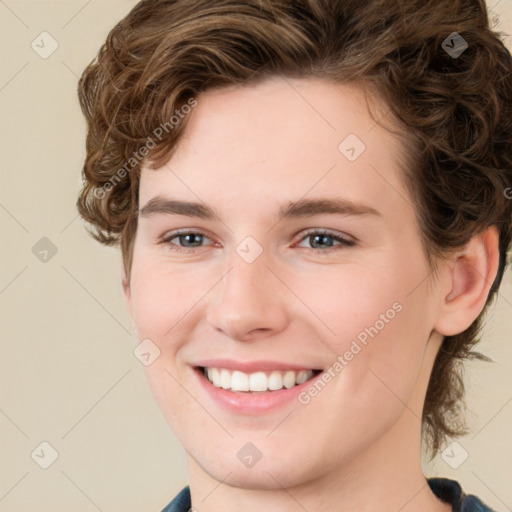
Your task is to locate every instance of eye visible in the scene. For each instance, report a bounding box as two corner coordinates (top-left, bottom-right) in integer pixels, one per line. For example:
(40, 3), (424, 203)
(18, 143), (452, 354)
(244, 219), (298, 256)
(295, 230), (356, 252)
(159, 230), (214, 253)
(158, 229), (355, 254)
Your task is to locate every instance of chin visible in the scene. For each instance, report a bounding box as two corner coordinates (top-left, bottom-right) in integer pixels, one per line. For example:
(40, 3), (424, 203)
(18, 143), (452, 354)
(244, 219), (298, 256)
(188, 440), (326, 490)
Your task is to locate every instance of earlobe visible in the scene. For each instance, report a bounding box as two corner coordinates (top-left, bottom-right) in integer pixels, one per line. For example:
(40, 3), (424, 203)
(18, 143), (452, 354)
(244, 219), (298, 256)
(434, 225), (500, 337)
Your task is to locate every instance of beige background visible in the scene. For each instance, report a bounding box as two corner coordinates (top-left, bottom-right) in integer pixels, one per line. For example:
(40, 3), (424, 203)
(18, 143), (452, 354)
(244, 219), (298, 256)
(0, 1), (511, 511)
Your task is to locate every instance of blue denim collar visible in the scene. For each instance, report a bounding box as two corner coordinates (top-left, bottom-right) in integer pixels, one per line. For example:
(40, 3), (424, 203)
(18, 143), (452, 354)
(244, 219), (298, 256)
(427, 478), (496, 512)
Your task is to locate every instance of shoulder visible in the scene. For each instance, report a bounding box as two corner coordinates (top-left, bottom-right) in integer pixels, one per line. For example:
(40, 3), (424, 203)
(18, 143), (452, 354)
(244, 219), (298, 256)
(160, 486), (191, 512)
(427, 477), (497, 512)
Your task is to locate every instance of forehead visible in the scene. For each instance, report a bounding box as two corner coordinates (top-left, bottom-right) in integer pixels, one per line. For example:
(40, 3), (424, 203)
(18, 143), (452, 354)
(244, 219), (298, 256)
(139, 77), (412, 219)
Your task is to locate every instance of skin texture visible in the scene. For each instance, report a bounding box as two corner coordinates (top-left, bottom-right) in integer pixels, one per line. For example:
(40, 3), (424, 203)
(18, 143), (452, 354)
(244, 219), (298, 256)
(122, 77), (498, 512)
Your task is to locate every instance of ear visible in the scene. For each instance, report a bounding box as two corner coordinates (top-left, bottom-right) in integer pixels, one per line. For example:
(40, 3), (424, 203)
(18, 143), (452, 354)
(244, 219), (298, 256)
(434, 225), (500, 336)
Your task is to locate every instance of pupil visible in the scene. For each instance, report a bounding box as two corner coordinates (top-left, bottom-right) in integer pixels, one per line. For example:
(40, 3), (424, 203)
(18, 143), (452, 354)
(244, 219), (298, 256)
(312, 234), (332, 248)
(183, 234), (202, 246)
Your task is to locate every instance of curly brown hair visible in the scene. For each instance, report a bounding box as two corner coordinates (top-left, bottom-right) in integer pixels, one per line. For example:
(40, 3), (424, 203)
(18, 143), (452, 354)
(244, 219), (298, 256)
(76, 0), (512, 457)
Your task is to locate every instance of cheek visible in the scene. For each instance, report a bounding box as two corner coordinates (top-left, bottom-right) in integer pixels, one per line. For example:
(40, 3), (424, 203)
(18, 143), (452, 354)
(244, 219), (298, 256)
(284, 265), (430, 452)
(292, 258), (431, 396)
(129, 255), (205, 342)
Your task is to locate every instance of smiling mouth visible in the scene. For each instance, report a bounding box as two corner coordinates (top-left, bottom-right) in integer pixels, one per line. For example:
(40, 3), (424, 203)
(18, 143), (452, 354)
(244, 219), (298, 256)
(198, 366), (322, 393)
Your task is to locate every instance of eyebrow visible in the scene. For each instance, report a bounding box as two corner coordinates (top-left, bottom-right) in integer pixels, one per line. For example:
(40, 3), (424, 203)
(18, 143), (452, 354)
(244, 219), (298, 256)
(138, 196), (381, 220)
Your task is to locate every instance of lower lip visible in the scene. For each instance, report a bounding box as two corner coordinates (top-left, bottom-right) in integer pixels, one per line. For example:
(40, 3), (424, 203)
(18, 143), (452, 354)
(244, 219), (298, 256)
(194, 367), (321, 415)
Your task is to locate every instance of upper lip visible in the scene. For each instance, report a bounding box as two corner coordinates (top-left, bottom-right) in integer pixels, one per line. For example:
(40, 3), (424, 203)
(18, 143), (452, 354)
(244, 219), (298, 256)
(194, 359), (322, 373)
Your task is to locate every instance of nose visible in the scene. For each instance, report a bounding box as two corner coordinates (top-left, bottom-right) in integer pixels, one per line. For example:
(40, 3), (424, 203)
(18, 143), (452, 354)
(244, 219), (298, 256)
(205, 252), (289, 342)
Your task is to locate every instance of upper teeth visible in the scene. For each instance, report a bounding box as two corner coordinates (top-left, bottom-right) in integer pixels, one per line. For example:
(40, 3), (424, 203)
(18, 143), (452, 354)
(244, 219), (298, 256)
(204, 368), (314, 392)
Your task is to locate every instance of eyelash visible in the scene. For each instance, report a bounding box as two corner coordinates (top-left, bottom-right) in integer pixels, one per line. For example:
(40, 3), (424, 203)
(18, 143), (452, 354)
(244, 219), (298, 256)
(158, 229), (356, 254)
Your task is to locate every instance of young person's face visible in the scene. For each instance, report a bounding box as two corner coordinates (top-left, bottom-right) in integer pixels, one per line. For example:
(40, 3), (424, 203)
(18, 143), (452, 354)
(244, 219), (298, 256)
(123, 77), (448, 488)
